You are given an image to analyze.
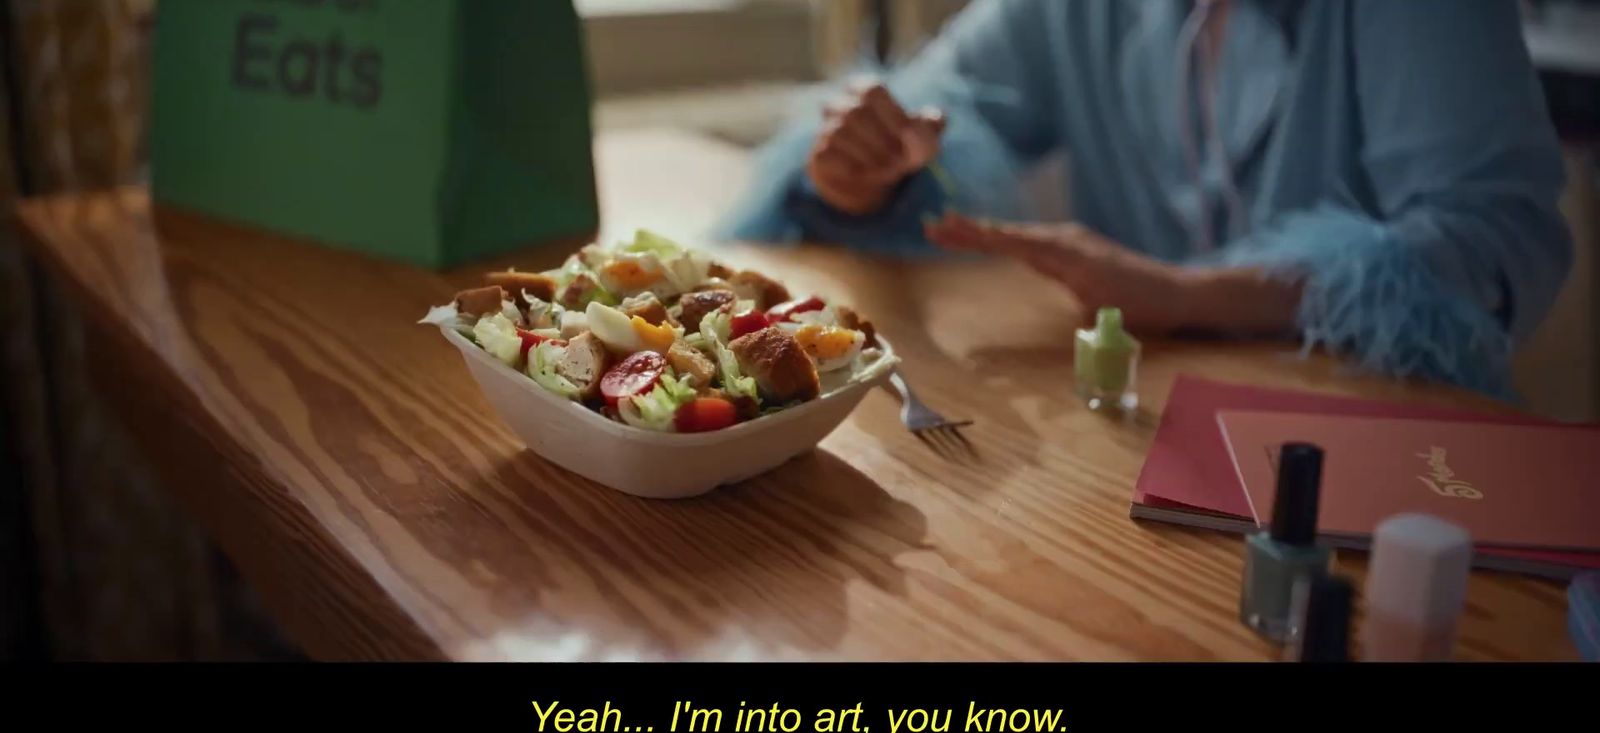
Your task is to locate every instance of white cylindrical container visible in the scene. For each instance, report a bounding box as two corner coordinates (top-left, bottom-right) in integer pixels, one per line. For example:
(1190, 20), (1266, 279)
(1361, 514), (1474, 662)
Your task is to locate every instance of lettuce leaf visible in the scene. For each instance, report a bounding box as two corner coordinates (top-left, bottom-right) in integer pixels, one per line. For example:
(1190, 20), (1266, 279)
(418, 303), (475, 337)
(472, 313), (524, 367)
(618, 372), (697, 432)
(626, 230), (711, 294)
(624, 229), (685, 258)
(574, 278), (619, 308)
(699, 311), (758, 404)
(700, 309), (733, 345)
(716, 346), (759, 404)
(526, 341), (581, 400)
(523, 294), (556, 329)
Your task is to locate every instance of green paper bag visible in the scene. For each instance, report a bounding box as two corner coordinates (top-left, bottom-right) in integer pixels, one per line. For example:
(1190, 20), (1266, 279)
(150, 0), (599, 269)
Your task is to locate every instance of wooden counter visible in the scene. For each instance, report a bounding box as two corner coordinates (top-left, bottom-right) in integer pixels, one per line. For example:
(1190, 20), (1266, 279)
(13, 129), (1573, 661)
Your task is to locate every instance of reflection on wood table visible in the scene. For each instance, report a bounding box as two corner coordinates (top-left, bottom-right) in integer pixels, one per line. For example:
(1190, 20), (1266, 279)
(12, 129), (1573, 661)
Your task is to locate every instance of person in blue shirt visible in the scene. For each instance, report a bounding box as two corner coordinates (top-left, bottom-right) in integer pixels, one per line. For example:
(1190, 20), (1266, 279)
(717, 0), (1571, 399)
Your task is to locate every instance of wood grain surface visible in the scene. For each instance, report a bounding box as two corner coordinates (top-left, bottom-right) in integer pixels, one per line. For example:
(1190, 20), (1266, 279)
(13, 130), (1574, 661)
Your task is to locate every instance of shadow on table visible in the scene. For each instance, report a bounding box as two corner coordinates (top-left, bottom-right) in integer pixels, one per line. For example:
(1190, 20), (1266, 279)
(965, 342), (1164, 446)
(479, 447), (927, 660)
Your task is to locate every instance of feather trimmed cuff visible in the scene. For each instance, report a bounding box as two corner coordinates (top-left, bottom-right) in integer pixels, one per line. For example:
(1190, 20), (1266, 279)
(1210, 206), (1516, 400)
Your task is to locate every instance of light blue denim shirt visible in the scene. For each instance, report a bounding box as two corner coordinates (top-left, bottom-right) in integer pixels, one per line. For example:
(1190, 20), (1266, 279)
(717, 0), (1571, 399)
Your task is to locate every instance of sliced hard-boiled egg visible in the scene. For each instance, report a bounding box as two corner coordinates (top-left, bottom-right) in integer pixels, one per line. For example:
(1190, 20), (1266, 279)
(585, 301), (677, 354)
(776, 306), (837, 336)
(631, 316), (677, 353)
(659, 249), (712, 294)
(794, 324), (865, 372)
(790, 307), (837, 327)
(597, 253), (665, 294)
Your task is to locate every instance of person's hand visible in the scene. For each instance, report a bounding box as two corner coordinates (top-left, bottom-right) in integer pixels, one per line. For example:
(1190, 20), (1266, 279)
(806, 81), (946, 216)
(924, 213), (1203, 334)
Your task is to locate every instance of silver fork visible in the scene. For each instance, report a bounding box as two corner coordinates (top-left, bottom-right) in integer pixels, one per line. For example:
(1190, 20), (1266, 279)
(888, 370), (975, 457)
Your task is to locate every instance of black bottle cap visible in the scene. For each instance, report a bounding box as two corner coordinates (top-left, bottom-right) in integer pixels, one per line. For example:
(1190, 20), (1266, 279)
(1270, 442), (1324, 546)
(1290, 573), (1353, 663)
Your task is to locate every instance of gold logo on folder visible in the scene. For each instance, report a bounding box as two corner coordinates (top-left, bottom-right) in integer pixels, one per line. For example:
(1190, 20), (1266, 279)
(1416, 446), (1483, 499)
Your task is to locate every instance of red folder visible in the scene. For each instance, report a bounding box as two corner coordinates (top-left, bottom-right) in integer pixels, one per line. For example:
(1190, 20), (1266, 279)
(1131, 375), (1600, 578)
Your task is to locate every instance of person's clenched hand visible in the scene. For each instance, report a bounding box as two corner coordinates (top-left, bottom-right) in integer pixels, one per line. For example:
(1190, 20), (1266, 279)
(805, 81), (945, 216)
(925, 213), (1204, 334)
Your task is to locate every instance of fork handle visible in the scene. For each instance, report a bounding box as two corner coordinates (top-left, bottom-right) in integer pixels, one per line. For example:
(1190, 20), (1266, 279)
(887, 370), (914, 403)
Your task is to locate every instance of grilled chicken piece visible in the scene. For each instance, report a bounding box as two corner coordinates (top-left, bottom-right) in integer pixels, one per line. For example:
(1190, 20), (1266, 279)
(622, 293), (671, 326)
(834, 305), (879, 348)
(667, 342), (717, 389)
(556, 332), (610, 401)
(484, 271), (559, 307)
(728, 269), (791, 310)
(729, 327), (820, 404)
(453, 285), (507, 317)
(676, 289), (737, 332)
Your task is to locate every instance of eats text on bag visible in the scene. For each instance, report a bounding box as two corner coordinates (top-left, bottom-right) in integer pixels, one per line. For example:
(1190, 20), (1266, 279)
(232, 0), (382, 109)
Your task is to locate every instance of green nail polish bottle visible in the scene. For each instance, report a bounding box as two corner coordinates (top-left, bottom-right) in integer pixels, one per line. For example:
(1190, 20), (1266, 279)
(1074, 307), (1140, 412)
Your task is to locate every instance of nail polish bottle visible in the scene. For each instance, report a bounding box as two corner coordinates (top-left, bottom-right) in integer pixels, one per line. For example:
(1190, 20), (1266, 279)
(1240, 442), (1332, 643)
(1284, 572), (1354, 662)
(1074, 307), (1140, 412)
(1360, 513), (1473, 662)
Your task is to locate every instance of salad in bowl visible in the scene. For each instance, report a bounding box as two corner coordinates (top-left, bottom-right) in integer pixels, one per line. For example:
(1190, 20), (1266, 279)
(421, 230), (898, 435)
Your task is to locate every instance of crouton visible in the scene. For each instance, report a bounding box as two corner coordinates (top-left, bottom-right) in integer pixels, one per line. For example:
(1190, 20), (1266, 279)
(622, 293), (671, 326)
(729, 327), (820, 404)
(559, 273), (603, 309)
(834, 305), (879, 348)
(728, 269), (791, 310)
(556, 332), (610, 401)
(676, 289), (737, 332)
(453, 285), (507, 317)
(707, 261), (736, 280)
(485, 271), (559, 307)
(667, 342), (717, 388)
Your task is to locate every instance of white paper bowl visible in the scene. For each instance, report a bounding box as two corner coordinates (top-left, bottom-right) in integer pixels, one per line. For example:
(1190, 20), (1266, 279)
(437, 327), (897, 499)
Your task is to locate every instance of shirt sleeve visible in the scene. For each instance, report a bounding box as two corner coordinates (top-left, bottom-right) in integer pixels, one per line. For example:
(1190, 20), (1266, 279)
(714, 0), (1062, 256)
(1211, 0), (1571, 399)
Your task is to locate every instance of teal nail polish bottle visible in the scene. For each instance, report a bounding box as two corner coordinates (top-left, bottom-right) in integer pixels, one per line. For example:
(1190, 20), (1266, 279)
(1240, 442), (1333, 643)
(1074, 307), (1140, 412)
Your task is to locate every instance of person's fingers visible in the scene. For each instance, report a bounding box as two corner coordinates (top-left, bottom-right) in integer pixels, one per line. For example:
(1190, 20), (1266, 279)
(809, 147), (863, 179)
(818, 121), (889, 172)
(949, 216), (1093, 277)
(981, 219), (1073, 242)
(861, 85), (913, 135)
(924, 212), (982, 250)
(928, 214), (1021, 255)
(839, 105), (905, 167)
(913, 107), (947, 136)
(810, 145), (898, 213)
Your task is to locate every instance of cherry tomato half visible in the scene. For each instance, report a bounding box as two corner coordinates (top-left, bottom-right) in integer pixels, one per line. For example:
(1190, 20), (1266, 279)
(600, 351), (666, 408)
(728, 309), (771, 340)
(767, 296), (825, 322)
(674, 397), (740, 433)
